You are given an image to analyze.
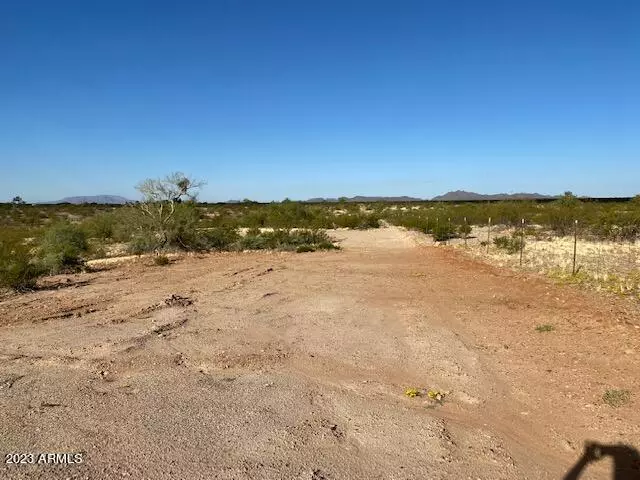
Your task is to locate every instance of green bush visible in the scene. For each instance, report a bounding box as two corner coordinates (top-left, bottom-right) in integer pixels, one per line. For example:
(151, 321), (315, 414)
(458, 224), (472, 237)
(128, 232), (159, 255)
(493, 235), (523, 254)
(153, 255), (170, 266)
(237, 233), (268, 250)
(38, 222), (89, 274)
(432, 224), (455, 242)
(123, 203), (206, 253)
(332, 215), (361, 229)
(200, 227), (240, 251)
(333, 213), (380, 229)
(296, 245), (316, 253)
(84, 211), (117, 240)
(357, 213), (381, 229)
(289, 229), (333, 245)
(237, 229), (337, 251)
(165, 203), (203, 250)
(111, 207), (143, 242)
(0, 244), (43, 291)
(317, 240), (339, 250)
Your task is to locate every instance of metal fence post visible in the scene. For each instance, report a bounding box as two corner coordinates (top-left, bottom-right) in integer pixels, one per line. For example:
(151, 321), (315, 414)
(572, 219), (578, 275)
(519, 218), (525, 267)
(464, 216), (467, 247)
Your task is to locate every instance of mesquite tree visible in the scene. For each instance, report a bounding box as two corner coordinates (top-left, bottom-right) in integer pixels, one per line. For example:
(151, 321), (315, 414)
(135, 172), (205, 250)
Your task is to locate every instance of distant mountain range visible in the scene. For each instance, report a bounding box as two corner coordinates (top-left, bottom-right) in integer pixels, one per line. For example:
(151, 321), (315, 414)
(43, 195), (132, 205)
(35, 191), (557, 205)
(431, 190), (556, 201)
(305, 195), (423, 203)
(304, 192), (555, 202)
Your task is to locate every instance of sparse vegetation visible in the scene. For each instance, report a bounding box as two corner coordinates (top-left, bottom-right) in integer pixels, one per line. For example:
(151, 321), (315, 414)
(132, 172), (206, 252)
(237, 229), (338, 252)
(153, 255), (170, 266)
(0, 243), (43, 291)
(200, 227), (241, 251)
(535, 324), (555, 332)
(404, 388), (421, 398)
(2, 190), (639, 294)
(427, 389), (448, 403)
(432, 223), (456, 242)
(602, 389), (631, 407)
(494, 234), (524, 254)
(38, 222), (89, 274)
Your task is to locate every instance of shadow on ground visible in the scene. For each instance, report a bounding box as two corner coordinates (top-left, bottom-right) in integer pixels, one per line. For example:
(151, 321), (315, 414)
(564, 442), (640, 479)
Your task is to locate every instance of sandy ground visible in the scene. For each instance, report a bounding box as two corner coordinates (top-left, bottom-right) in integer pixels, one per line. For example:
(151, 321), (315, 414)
(0, 227), (639, 479)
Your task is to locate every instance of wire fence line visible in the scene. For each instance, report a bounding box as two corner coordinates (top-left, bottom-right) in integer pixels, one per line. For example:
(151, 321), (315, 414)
(421, 216), (640, 299)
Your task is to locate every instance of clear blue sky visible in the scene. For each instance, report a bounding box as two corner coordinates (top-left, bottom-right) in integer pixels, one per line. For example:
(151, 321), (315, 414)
(1, 1), (638, 202)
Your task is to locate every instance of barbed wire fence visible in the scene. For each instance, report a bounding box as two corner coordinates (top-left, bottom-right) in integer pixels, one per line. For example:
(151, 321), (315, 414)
(424, 215), (639, 298)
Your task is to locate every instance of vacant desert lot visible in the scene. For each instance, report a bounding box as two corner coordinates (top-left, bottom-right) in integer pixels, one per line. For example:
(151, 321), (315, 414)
(0, 227), (638, 479)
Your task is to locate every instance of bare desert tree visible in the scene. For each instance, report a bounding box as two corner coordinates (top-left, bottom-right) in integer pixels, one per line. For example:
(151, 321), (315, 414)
(135, 172), (206, 250)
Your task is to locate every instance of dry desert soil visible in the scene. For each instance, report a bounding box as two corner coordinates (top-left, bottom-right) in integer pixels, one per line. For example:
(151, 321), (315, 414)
(0, 227), (639, 479)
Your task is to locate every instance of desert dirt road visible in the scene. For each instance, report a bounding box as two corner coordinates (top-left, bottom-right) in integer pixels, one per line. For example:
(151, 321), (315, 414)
(1, 227), (639, 479)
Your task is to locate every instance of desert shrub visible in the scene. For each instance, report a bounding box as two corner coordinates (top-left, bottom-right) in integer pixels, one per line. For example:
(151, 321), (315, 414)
(332, 215), (361, 229)
(89, 245), (107, 260)
(84, 211), (118, 240)
(318, 240), (339, 250)
(128, 232), (159, 255)
(260, 229), (299, 250)
(333, 213), (380, 229)
(432, 224), (455, 242)
(153, 255), (170, 266)
(123, 203), (206, 253)
(493, 235), (523, 254)
(243, 210), (268, 227)
(603, 389), (631, 408)
(296, 245), (316, 253)
(458, 224), (472, 237)
(238, 229), (337, 251)
(38, 222), (88, 274)
(356, 213), (381, 229)
(535, 324), (555, 332)
(0, 243), (43, 291)
(556, 191), (581, 208)
(237, 232), (270, 250)
(110, 207), (144, 242)
(289, 229), (333, 245)
(165, 203), (203, 250)
(200, 227), (240, 251)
